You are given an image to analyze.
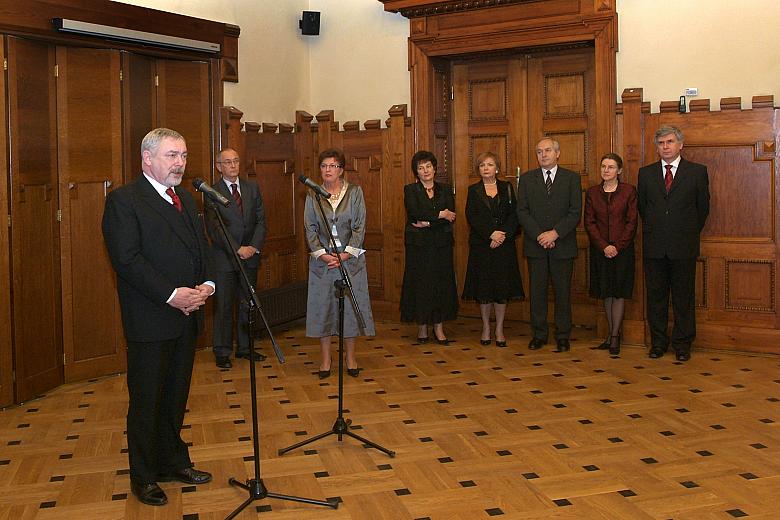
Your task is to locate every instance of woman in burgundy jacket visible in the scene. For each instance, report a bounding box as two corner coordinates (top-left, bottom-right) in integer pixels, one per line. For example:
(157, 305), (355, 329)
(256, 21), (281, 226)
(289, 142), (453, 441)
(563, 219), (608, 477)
(584, 153), (638, 355)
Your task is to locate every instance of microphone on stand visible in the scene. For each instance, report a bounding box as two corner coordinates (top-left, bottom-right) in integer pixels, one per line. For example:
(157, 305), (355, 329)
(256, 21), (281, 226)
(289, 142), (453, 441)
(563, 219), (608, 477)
(192, 178), (231, 207)
(298, 175), (331, 199)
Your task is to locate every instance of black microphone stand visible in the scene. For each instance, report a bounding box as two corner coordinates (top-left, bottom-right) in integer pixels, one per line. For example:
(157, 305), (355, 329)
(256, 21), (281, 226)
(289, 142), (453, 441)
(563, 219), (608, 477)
(204, 198), (337, 519)
(278, 189), (395, 458)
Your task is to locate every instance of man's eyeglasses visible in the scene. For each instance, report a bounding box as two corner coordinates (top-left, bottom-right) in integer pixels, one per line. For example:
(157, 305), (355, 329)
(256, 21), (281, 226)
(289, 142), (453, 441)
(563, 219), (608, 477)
(218, 159), (241, 166)
(320, 163), (342, 170)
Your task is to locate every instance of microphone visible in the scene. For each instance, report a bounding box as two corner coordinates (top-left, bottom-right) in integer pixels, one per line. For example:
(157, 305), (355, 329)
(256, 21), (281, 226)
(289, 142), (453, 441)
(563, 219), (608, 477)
(192, 178), (231, 207)
(298, 175), (331, 199)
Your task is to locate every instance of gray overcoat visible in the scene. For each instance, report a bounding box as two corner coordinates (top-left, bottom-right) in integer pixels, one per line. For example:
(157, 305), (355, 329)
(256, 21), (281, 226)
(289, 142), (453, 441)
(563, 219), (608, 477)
(304, 183), (376, 338)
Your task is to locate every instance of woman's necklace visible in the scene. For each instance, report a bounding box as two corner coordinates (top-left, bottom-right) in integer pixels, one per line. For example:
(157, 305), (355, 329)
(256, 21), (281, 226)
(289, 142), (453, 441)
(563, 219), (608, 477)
(483, 179), (497, 186)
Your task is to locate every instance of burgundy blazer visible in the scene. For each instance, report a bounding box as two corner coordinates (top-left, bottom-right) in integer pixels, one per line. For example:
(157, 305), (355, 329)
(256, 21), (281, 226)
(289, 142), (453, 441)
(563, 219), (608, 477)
(584, 181), (638, 252)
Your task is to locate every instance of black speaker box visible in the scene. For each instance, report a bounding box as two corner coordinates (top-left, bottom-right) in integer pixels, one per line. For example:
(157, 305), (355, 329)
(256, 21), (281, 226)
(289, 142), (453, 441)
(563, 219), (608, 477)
(300, 11), (320, 36)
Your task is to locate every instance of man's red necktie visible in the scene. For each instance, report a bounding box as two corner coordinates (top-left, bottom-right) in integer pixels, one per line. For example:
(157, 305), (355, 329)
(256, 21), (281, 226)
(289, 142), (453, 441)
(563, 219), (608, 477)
(664, 164), (673, 193)
(166, 187), (182, 212)
(231, 183), (243, 212)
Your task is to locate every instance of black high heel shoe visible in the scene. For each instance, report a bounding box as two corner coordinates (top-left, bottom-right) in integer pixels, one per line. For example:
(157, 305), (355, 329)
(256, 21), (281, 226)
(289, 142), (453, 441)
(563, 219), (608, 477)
(495, 339), (508, 348)
(436, 338), (451, 345)
(416, 336), (430, 344)
(592, 337), (611, 350)
(318, 369), (331, 379)
(608, 335), (621, 356)
(480, 339), (492, 345)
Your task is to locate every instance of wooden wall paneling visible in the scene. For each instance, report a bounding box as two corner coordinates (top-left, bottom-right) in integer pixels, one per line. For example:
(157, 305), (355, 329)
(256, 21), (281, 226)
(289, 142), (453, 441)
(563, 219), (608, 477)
(342, 120), (386, 303)
(0, 37), (13, 407)
(6, 37), (64, 401)
(294, 111), (317, 282)
(246, 124), (298, 291)
(625, 90), (780, 354)
(616, 88), (647, 346)
(56, 46), (125, 382)
(383, 105), (412, 312)
(121, 52), (155, 183)
(155, 58), (212, 201)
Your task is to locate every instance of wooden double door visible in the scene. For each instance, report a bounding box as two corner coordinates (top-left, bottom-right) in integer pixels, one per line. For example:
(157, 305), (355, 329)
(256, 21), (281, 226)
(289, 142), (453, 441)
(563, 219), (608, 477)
(1, 35), (213, 405)
(449, 48), (597, 325)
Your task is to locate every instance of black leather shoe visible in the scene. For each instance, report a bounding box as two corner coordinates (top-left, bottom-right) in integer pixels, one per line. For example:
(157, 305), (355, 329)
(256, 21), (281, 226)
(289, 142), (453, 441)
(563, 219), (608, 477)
(591, 339), (611, 350)
(555, 338), (570, 352)
(480, 339), (492, 346)
(215, 356), (232, 369)
(318, 369), (331, 379)
(157, 467), (212, 485)
(528, 338), (546, 350)
(416, 336), (429, 344)
(347, 367), (361, 378)
(649, 348), (665, 359)
(675, 351), (691, 362)
(131, 481), (167, 506)
(495, 340), (507, 348)
(236, 350), (266, 361)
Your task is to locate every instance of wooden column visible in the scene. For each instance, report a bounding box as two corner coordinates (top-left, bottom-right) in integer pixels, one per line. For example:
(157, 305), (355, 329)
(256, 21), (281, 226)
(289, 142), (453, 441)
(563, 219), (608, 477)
(619, 87), (647, 347)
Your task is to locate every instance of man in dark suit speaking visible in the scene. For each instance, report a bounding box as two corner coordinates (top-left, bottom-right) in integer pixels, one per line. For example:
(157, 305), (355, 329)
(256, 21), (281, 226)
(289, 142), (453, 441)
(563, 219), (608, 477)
(638, 125), (709, 362)
(103, 128), (214, 506)
(517, 137), (582, 352)
(206, 148), (266, 369)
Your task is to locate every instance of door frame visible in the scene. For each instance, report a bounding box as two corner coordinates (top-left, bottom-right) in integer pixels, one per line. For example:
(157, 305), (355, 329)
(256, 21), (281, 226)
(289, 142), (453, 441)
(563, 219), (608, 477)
(399, 0), (617, 168)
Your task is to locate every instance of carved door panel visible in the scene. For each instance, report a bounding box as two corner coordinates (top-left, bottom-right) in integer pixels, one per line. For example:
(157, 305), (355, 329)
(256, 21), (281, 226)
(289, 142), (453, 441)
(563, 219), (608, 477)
(156, 59), (212, 200)
(526, 49), (596, 327)
(7, 36), (64, 401)
(452, 48), (595, 324)
(0, 37), (13, 407)
(452, 57), (527, 319)
(56, 46), (125, 382)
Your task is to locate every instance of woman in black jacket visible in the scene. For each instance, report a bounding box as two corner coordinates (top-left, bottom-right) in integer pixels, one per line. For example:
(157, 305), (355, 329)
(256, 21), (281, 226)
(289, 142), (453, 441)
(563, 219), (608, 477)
(462, 151), (524, 347)
(400, 151), (458, 344)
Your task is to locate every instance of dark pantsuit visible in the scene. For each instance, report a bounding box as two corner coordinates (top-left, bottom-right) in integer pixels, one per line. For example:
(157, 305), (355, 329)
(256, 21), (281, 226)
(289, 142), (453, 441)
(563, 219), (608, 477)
(643, 256), (696, 352)
(126, 318), (197, 483)
(212, 268), (257, 357)
(528, 255), (574, 340)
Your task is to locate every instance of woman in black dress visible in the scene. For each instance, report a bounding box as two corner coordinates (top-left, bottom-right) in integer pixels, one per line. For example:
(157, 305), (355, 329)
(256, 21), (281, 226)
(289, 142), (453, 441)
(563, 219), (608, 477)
(584, 152), (638, 355)
(462, 151), (524, 347)
(400, 151), (458, 344)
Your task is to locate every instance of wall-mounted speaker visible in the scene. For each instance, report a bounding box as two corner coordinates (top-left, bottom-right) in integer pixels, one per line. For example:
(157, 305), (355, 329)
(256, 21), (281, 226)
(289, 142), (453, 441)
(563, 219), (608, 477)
(299, 11), (320, 36)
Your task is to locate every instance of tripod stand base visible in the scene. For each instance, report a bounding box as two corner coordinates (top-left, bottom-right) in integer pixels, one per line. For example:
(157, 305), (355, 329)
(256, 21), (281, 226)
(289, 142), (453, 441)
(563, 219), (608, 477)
(278, 416), (396, 458)
(225, 477), (337, 519)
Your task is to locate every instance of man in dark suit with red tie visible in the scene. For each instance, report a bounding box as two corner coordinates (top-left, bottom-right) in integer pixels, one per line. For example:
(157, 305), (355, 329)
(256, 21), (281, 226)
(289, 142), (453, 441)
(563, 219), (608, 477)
(638, 125), (710, 362)
(517, 137), (582, 352)
(205, 148), (266, 369)
(102, 128), (214, 506)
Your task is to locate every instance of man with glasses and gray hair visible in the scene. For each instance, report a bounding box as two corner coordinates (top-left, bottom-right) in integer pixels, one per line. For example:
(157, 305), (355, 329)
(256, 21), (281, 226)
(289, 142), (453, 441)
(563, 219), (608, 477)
(206, 148), (267, 369)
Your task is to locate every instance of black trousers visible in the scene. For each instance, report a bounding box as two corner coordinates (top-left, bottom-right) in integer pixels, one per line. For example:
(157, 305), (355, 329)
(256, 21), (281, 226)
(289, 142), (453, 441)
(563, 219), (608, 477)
(212, 267), (258, 358)
(643, 256), (697, 352)
(126, 318), (197, 484)
(527, 255), (574, 340)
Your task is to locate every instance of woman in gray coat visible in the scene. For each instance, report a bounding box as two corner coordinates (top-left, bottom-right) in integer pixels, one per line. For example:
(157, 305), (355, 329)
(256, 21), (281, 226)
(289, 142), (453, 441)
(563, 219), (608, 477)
(304, 149), (376, 379)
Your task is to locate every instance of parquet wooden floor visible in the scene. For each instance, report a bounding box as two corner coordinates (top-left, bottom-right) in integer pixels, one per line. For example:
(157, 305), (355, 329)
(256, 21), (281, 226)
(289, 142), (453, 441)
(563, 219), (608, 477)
(1, 319), (780, 519)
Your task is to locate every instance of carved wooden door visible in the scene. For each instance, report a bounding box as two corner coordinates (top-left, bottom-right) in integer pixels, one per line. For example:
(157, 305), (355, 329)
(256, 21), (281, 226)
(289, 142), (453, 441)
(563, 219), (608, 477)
(0, 37), (13, 407)
(7, 36), (64, 401)
(56, 46), (126, 382)
(452, 48), (595, 325)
